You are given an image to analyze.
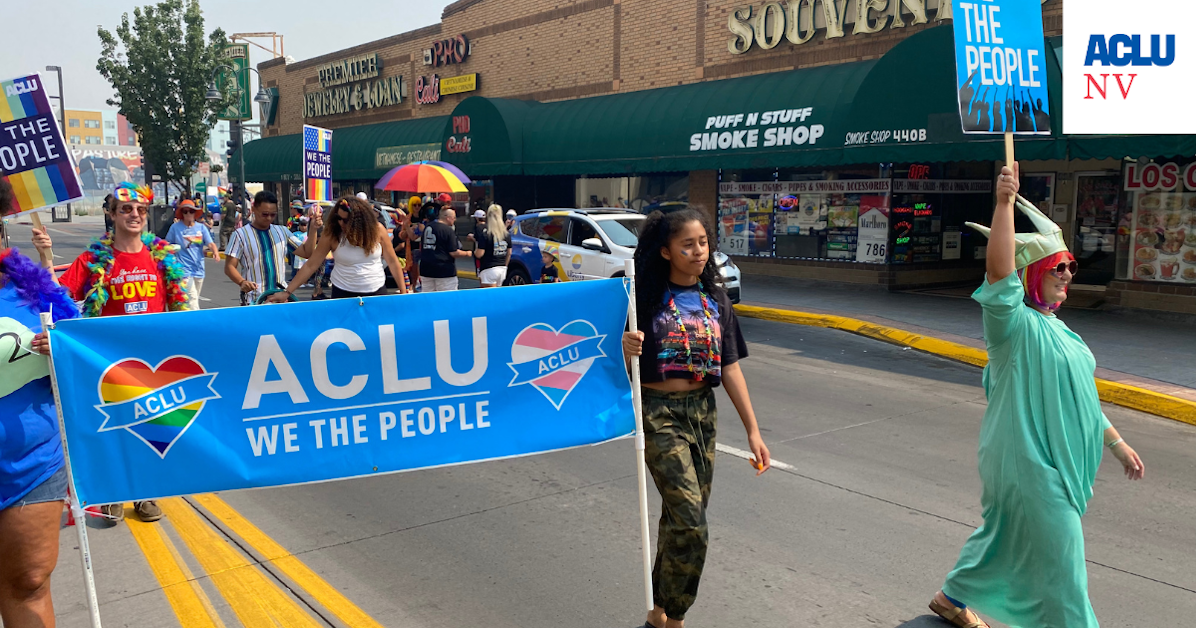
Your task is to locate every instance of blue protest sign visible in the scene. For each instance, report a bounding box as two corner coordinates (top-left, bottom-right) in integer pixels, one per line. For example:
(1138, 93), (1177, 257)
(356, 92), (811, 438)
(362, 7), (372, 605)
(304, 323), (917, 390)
(951, 0), (1051, 134)
(49, 280), (635, 506)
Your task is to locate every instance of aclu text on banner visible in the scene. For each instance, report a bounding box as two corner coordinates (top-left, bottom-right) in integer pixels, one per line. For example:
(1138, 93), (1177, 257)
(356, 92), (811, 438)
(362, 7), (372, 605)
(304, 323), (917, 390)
(48, 280), (635, 506)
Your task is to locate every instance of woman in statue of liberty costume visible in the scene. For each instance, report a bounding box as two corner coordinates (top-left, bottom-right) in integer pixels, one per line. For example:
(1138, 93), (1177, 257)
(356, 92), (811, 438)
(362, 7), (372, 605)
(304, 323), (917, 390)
(927, 163), (1146, 628)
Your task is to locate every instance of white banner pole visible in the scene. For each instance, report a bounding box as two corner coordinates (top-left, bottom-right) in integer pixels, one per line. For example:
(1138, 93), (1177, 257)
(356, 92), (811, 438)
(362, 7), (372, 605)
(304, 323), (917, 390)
(40, 312), (104, 628)
(623, 259), (654, 612)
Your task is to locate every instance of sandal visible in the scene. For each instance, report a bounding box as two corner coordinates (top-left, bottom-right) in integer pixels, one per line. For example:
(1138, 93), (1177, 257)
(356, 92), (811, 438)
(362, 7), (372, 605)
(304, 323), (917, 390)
(929, 598), (990, 628)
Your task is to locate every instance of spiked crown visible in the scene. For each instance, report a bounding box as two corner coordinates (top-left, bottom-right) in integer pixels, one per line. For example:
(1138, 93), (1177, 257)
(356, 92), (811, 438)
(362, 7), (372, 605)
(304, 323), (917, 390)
(965, 196), (1069, 269)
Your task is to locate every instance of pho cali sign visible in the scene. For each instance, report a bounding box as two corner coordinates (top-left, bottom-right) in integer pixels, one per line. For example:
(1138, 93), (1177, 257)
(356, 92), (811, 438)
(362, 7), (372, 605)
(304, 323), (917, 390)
(728, 0), (1050, 54)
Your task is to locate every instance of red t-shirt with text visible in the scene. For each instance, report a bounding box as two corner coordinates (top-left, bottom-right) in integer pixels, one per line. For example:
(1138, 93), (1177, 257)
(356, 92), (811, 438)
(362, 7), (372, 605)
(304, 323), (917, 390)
(59, 247), (167, 317)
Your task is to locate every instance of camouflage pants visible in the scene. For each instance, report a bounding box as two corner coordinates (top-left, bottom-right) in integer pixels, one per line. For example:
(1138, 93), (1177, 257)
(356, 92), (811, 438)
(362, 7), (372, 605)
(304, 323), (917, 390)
(642, 385), (717, 621)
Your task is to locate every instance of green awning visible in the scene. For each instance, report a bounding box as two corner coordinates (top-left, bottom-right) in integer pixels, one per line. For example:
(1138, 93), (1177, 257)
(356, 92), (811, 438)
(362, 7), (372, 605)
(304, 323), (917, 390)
(444, 26), (1195, 177)
(235, 116), (450, 184)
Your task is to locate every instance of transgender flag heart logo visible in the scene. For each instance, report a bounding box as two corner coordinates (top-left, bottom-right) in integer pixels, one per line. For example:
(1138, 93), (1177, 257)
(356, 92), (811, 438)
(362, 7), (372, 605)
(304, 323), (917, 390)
(508, 321), (607, 410)
(95, 356), (220, 458)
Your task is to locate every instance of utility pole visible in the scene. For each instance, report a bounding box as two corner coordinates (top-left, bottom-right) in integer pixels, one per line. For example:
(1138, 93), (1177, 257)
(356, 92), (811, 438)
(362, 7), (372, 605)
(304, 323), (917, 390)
(45, 66), (72, 222)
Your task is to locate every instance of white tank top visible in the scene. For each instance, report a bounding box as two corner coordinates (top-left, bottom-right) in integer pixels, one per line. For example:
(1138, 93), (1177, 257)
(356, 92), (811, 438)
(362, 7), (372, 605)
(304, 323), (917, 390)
(331, 238), (385, 293)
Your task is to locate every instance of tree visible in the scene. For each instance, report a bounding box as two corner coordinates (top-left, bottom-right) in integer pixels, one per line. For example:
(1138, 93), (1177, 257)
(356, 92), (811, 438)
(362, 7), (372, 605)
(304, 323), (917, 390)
(97, 0), (234, 196)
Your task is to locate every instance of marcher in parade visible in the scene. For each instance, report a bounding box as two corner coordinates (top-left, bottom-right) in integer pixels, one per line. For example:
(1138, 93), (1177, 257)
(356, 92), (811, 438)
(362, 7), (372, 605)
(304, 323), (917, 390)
(419, 204), (471, 292)
(504, 207), (517, 231)
(0, 180), (80, 628)
(224, 191), (319, 305)
(473, 204), (510, 288)
(402, 195), (424, 291)
(218, 193), (238, 250)
(469, 208), (486, 274)
(165, 199), (220, 310)
(41, 182), (192, 523)
(289, 217), (309, 283)
(271, 196), (408, 301)
(621, 208), (771, 628)
(928, 163), (1145, 628)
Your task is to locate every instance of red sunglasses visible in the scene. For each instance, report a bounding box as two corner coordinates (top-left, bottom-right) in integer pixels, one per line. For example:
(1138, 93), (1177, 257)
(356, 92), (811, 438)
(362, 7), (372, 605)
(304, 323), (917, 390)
(1049, 260), (1079, 276)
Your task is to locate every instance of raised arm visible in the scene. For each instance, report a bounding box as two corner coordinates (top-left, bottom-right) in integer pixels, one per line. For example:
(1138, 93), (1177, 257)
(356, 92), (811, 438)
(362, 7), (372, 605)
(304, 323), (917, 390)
(987, 162), (1019, 283)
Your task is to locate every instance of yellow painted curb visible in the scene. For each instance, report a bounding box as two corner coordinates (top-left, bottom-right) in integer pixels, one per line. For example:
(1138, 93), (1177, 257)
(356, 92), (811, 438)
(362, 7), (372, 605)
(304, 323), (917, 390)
(457, 269), (478, 280)
(734, 304), (1196, 427)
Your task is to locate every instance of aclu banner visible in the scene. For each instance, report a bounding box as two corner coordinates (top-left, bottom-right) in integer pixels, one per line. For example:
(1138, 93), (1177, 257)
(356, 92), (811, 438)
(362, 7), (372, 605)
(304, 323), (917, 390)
(50, 280), (635, 506)
(950, 0), (1051, 134)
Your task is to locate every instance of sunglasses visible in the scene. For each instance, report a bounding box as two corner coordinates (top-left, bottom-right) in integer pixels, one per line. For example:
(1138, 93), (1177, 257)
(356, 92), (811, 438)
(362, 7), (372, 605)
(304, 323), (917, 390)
(118, 204), (147, 216)
(1049, 260), (1079, 276)
(257, 212), (278, 219)
(182, 209), (198, 214)
(336, 214), (350, 223)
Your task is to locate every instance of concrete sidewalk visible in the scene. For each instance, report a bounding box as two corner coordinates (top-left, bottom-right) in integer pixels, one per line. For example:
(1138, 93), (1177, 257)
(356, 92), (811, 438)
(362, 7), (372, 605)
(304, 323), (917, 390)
(738, 274), (1196, 403)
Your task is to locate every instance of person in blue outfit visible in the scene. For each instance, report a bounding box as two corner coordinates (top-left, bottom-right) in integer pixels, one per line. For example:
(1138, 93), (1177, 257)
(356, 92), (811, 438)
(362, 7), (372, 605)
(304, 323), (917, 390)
(166, 199), (220, 310)
(0, 193), (81, 627)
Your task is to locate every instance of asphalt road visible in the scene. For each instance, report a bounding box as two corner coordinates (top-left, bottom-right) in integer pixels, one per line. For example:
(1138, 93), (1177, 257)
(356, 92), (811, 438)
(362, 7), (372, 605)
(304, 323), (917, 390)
(14, 218), (1195, 627)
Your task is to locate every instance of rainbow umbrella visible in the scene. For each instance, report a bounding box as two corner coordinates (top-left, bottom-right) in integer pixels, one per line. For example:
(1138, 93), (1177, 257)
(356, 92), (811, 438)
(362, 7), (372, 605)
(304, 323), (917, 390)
(376, 163), (467, 193)
(418, 161), (471, 184)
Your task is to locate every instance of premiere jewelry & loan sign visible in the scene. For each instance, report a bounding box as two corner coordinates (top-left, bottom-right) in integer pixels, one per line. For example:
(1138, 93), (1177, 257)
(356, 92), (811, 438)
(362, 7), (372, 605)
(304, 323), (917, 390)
(304, 52), (407, 118)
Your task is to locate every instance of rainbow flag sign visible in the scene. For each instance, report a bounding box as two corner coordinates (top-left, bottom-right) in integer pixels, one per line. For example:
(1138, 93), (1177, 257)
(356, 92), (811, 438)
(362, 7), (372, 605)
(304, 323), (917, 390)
(0, 73), (84, 216)
(303, 124), (332, 204)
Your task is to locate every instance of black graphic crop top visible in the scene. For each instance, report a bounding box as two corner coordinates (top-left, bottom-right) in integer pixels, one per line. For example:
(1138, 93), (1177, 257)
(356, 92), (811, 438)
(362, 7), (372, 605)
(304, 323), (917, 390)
(638, 282), (747, 387)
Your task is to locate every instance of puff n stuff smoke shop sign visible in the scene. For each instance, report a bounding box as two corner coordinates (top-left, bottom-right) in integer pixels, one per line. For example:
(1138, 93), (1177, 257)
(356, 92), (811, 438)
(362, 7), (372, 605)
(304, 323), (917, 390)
(304, 52), (407, 118)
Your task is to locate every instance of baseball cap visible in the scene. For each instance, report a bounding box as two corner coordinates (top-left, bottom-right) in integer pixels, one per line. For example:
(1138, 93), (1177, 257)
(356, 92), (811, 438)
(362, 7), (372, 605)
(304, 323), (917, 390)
(473, 210), (485, 219)
(506, 209), (516, 218)
(356, 192), (369, 201)
(437, 193), (453, 203)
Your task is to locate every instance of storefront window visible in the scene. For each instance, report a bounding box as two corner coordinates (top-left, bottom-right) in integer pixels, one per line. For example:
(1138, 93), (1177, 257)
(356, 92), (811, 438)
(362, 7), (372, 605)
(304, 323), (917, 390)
(574, 173), (688, 209)
(1073, 171), (1123, 284)
(1122, 160), (1196, 285)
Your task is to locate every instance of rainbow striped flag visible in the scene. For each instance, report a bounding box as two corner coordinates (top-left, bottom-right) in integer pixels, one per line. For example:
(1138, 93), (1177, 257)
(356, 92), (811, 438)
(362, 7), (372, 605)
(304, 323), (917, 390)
(0, 73), (84, 216)
(302, 124), (333, 204)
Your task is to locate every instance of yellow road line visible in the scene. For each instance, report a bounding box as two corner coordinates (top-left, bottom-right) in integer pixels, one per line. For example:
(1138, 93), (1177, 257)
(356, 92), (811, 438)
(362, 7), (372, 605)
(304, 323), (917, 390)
(734, 303), (1196, 427)
(157, 498), (325, 628)
(124, 504), (226, 628)
(192, 493), (387, 628)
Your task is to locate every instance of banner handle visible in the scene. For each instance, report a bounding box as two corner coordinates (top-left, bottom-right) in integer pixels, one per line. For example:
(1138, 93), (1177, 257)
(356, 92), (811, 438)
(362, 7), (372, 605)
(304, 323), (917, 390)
(30, 212), (53, 262)
(40, 312), (104, 628)
(1004, 131), (1015, 168)
(623, 259), (654, 612)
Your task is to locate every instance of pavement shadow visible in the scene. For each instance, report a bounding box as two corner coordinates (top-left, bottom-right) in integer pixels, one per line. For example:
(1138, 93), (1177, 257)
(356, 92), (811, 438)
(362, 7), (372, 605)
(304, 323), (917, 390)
(894, 615), (949, 628)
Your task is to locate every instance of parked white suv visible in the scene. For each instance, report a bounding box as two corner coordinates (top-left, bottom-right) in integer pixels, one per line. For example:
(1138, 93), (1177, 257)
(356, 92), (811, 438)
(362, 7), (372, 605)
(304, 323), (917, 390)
(508, 208), (742, 303)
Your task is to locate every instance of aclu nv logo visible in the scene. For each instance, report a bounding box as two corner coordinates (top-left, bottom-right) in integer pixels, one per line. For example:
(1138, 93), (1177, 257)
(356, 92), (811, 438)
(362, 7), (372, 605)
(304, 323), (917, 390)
(1082, 34), (1175, 100)
(507, 320), (607, 410)
(94, 356), (220, 458)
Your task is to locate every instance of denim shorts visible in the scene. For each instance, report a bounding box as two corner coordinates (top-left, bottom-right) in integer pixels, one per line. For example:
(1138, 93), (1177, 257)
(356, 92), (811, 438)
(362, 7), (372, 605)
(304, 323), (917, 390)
(12, 465), (69, 508)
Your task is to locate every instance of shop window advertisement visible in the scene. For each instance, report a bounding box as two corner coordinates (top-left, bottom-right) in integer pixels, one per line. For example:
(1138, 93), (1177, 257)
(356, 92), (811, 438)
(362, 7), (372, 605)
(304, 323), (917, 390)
(718, 181), (774, 257)
(1124, 161), (1196, 284)
(855, 196), (890, 263)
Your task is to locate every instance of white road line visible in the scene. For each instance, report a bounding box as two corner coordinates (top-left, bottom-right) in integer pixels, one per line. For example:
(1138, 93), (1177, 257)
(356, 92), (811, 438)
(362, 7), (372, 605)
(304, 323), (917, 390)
(715, 443), (797, 472)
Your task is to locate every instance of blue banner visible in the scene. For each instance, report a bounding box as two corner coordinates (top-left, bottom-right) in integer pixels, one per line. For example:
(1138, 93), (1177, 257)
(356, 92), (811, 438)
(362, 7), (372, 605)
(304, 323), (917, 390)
(951, 0), (1051, 134)
(49, 280), (634, 505)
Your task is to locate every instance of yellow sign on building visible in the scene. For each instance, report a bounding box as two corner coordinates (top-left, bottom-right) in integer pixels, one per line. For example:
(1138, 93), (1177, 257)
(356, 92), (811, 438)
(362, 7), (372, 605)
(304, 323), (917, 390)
(440, 74), (478, 96)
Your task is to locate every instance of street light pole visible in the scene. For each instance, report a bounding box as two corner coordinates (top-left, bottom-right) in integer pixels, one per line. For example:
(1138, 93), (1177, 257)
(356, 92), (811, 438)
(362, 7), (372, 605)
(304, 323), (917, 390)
(45, 65), (71, 223)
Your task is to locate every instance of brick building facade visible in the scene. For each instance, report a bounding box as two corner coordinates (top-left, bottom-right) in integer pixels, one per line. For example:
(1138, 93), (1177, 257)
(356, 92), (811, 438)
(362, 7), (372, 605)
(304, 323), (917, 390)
(245, 0), (1196, 314)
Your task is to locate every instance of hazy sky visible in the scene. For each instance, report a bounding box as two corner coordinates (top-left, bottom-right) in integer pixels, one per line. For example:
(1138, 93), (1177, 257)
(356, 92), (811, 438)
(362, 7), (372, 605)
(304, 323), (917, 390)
(1, 1), (444, 116)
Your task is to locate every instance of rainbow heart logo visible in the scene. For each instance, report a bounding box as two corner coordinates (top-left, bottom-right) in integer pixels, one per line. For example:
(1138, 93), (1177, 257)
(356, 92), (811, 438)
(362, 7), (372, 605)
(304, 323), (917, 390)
(95, 356), (220, 458)
(508, 321), (606, 410)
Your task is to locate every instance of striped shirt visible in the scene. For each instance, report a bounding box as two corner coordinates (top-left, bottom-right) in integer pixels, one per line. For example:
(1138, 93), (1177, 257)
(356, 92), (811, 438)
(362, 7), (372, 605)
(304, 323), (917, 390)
(226, 224), (304, 303)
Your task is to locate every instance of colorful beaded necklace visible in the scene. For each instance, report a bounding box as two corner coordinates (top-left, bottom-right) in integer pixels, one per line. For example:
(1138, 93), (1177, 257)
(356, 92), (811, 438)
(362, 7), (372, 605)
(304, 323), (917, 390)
(667, 283), (717, 380)
(78, 232), (190, 317)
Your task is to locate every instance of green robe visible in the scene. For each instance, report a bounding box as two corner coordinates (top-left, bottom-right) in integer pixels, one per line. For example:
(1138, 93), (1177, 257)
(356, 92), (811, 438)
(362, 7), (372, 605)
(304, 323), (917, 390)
(943, 273), (1110, 628)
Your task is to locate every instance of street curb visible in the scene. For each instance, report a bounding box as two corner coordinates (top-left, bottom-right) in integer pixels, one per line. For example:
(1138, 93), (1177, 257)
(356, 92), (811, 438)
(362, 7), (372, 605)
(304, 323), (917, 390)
(734, 303), (1196, 427)
(458, 269), (478, 280)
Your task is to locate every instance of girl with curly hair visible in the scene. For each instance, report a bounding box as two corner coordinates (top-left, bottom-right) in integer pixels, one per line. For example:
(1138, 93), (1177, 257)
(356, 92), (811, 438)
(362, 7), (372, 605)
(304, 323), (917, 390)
(273, 196), (408, 301)
(621, 208), (771, 628)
